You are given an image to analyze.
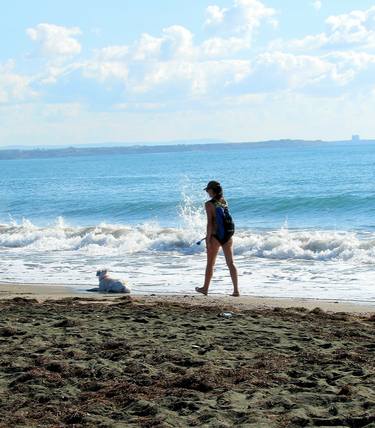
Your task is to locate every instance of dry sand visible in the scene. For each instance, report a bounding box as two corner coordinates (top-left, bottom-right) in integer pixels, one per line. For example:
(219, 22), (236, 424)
(0, 283), (374, 427)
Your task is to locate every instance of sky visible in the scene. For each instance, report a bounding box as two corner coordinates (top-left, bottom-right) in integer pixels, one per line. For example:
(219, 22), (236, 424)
(1, 0), (375, 146)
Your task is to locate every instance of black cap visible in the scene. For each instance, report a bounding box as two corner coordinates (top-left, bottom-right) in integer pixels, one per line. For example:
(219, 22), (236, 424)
(204, 180), (220, 191)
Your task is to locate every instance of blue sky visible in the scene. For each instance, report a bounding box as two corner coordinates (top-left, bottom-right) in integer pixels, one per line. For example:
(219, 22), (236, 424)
(1, 0), (375, 146)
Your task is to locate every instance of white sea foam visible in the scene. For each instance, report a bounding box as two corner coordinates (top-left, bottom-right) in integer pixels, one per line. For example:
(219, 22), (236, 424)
(1, 215), (375, 263)
(0, 198), (374, 302)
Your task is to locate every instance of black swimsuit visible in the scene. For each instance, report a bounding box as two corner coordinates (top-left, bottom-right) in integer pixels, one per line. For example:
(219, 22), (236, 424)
(212, 233), (233, 246)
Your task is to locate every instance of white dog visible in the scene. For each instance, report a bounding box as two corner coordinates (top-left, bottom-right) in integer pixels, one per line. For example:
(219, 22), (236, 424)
(95, 269), (131, 293)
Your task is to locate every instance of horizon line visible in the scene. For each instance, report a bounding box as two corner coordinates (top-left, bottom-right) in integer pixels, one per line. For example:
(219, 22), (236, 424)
(0, 137), (372, 152)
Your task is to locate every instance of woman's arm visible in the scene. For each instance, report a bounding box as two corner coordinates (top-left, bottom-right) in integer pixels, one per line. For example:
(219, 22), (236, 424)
(205, 201), (215, 244)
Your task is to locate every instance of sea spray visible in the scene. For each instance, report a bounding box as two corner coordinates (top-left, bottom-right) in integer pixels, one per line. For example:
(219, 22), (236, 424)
(1, 216), (375, 262)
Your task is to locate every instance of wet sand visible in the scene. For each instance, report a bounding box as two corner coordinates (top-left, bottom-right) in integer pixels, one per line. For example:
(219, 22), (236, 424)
(0, 286), (374, 427)
(1, 282), (375, 313)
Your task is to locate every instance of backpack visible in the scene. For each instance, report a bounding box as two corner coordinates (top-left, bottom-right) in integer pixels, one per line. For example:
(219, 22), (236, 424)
(211, 199), (235, 240)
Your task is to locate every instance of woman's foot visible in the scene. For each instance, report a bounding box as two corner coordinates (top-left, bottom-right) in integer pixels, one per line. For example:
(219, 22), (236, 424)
(231, 291), (240, 297)
(195, 286), (208, 296)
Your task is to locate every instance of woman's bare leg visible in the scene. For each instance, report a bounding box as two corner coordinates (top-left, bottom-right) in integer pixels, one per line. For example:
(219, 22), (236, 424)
(196, 237), (220, 295)
(222, 238), (239, 296)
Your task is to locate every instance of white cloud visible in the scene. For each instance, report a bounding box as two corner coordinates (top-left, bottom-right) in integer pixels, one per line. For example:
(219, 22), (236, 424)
(80, 20), (253, 94)
(160, 25), (195, 60)
(130, 59), (252, 96)
(39, 6), (375, 106)
(36, 62), (83, 85)
(7, 2), (375, 122)
(200, 36), (251, 57)
(95, 45), (130, 61)
(205, 0), (278, 35)
(312, 1), (322, 11)
(324, 50), (375, 87)
(18, 1), (277, 104)
(132, 25), (195, 61)
(205, 5), (227, 27)
(81, 25), (194, 92)
(82, 60), (129, 83)
(325, 7), (375, 48)
(325, 7), (375, 47)
(113, 102), (166, 111)
(0, 60), (37, 103)
(133, 33), (163, 61)
(326, 50), (375, 70)
(91, 25), (195, 65)
(26, 23), (82, 57)
(251, 51), (337, 91)
(278, 6), (375, 52)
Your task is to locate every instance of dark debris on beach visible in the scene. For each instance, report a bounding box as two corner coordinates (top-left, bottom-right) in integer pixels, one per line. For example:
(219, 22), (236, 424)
(0, 296), (374, 427)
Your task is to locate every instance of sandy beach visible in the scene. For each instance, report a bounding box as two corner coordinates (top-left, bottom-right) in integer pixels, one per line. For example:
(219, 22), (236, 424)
(0, 283), (374, 427)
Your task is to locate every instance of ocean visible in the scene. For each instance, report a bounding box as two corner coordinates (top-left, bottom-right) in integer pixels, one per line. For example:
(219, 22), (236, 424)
(1, 140), (374, 302)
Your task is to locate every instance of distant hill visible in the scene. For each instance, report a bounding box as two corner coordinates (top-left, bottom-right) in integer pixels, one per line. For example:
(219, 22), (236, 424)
(0, 139), (373, 160)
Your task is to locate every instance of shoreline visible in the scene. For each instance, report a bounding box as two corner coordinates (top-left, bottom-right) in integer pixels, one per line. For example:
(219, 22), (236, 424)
(1, 282), (374, 314)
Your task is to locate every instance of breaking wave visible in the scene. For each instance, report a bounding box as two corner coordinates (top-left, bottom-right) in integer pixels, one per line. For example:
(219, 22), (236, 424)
(1, 198), (375, 263)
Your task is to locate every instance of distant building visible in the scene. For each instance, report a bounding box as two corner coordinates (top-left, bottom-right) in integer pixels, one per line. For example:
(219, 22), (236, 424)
(352, 134), (360, 142)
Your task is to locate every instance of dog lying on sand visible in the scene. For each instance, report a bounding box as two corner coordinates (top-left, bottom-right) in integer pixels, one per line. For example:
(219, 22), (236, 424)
(95, 269), (131, 293)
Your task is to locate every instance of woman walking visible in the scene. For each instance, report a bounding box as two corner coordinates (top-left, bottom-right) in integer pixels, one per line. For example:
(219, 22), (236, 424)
(196, 181), (239, 297)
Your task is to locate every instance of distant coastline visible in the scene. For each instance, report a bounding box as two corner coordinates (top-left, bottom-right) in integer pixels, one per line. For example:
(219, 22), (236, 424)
(0, 139), (374, 160)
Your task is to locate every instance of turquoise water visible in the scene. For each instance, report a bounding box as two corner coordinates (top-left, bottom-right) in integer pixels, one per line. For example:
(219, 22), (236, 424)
(0, 140), (374, 301)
